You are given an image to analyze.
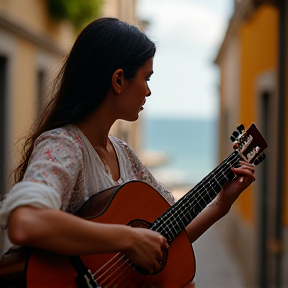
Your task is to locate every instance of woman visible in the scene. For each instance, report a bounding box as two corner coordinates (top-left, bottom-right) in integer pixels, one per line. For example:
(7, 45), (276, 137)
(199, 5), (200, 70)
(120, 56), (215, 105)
(0, 17), (255, 287)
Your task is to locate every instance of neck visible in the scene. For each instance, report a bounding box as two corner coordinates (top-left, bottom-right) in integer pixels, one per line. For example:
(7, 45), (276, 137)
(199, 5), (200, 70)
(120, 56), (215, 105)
(76, 106), (116, 149)
(150, 151), (239, 242)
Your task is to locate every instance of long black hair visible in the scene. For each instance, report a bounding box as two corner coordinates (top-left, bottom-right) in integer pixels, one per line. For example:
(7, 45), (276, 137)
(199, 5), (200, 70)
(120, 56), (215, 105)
(13, 17), (156, 183)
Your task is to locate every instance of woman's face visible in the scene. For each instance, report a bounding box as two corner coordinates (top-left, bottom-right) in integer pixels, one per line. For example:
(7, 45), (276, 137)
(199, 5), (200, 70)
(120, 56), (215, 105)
(116, 58), (154, 121)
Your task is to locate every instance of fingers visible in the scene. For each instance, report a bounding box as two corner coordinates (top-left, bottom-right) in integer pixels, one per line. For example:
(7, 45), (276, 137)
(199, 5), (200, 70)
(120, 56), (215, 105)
(161, 235), (169, 250)
(126, 228), (168, 273)
(155, 235), (167, 260)
(150, 234), (168, 274)
(236, 161), (255, 172)
(232, 161), (255, 183)
(150, 251), (165, 274)
(150, 259), (162, 274)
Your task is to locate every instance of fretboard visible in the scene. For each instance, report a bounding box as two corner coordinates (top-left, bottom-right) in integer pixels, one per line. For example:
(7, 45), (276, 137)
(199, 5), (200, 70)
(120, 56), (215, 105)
(150, 151), (241, 242)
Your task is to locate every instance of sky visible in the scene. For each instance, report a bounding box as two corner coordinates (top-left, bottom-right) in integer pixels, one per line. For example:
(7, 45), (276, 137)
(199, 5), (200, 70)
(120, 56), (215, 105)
(136, 0), (234, 120)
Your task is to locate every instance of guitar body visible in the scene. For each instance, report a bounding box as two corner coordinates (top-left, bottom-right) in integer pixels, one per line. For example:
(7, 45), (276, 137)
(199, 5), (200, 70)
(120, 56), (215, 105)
(26, 181), (196, 288)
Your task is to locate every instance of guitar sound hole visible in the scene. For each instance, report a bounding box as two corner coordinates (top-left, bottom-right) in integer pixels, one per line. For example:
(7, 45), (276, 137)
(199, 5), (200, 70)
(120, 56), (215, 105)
(127, 219), (168, 275)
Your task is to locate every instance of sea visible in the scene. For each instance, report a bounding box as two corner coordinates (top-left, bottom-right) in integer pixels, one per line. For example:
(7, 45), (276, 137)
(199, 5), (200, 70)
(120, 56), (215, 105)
(142, 117), (219, 189)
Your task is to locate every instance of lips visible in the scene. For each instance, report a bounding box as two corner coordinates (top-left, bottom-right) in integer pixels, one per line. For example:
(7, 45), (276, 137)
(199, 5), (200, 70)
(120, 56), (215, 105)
(140, 99), (146, 111)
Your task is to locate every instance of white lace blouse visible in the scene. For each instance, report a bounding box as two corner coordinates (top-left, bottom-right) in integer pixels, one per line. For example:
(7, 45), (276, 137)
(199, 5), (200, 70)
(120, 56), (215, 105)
(0, 125), (174, 257)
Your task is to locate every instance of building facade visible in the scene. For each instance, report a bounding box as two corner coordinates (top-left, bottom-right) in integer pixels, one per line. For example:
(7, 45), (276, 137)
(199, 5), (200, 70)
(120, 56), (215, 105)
(215, 0), (287, 287)
(0, 0), (74, 199)
(101, 0), (144, 156)
(0, 0), (142, 200)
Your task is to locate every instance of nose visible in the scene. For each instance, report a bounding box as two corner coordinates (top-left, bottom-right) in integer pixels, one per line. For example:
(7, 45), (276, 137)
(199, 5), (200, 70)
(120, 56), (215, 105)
(146, 87), (151, 97)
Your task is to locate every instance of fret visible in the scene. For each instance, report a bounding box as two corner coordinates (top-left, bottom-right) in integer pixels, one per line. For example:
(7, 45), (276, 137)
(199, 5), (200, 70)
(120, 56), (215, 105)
(152, 157), (235, 240)
(173, 203), (188, 227)
(157, 219), (175, 240)
(177, 203), (192, 227)
(151, 151), (250, 241)
(150, 124), (267, 242)
(192, 206), (201, 217)
(222, 171), (230, 181)
(169, 208), (183, 231)
(166, 214), (178, 237)
(213, 172), (222, 189)
(180, 205), (191, 223)
(205, 185), (214, 202)
(170, 218), (183, 236)
(208, 178), (222, 195)
(197, 195), (206, 209)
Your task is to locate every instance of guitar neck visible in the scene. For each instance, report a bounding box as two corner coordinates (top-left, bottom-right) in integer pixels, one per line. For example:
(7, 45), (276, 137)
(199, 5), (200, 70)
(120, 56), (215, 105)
(151, 151), (241, 242)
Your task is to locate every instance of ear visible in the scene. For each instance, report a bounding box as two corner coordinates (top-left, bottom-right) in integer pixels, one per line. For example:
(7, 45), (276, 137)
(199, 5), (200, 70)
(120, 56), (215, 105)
(112, 69), (124, 94)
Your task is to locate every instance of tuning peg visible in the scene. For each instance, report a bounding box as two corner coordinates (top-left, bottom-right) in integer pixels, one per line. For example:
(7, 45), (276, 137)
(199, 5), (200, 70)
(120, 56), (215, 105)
(254, 153), (266, 165)
(259, 153), (266, 162)
(230, 135), (236, 142)
(237, 124), (245, 134)
(232, 130), (239, 138)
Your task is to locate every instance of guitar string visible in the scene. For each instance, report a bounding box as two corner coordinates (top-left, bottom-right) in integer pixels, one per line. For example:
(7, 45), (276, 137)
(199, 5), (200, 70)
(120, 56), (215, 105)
(178, 153), (240, 216)
(97, 257), (133, 287)
(93, 252), (126, 278)
(93, 152), (242, 287)
(155, 153), (240, 236)
(94, 152), (241, 286)
(152, 154), (237, 238)
(93, 254), (133, 286)
(103, 142), (262, 286)
(154, 153), (241, 238)
(101, 260), (134, 287)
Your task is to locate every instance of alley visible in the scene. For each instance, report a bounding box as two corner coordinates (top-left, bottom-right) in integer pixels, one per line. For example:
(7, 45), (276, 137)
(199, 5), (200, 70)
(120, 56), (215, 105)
(172, 189), (245, 288)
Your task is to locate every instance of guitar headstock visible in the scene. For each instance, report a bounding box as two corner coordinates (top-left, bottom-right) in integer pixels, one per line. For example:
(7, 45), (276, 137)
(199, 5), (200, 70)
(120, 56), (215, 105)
(230, 123), (268, 165)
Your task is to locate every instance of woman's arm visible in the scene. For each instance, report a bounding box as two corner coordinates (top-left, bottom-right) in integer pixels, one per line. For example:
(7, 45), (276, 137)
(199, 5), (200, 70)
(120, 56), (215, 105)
(186, 161), (255, 243)
(8, 206), (168, 272)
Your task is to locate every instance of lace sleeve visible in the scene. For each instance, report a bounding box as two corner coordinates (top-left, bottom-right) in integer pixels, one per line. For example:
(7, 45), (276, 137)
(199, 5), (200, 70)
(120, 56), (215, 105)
(0, 128), (83, 256)
(23, 129), (83, 210)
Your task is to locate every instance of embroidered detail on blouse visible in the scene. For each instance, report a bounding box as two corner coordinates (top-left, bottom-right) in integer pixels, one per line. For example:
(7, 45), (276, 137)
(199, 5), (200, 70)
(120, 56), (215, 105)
(0, 125), (175, 256)
(8, 125), (175, 214)
(111, 136), (175, 205)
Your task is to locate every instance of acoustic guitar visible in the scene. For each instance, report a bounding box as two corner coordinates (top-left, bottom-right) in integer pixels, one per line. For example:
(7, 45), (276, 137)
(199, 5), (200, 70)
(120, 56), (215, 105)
(19, 124), (268, 287)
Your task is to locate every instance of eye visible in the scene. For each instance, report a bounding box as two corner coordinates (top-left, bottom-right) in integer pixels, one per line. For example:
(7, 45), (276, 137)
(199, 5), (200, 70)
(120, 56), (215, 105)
(146, 78), (150, 82)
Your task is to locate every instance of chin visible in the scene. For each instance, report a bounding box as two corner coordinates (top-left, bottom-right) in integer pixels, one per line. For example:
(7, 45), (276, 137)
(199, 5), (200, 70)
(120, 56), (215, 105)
(121, 114), (139, 122)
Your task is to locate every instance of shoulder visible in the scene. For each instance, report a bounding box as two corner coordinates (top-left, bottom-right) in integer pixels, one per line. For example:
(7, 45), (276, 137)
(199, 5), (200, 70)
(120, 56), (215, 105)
(109, 135), (140, 160)
(37, 125), (82, 145)
(34, 125), (84, 151)
(29, 125), (85, 164)
(109, 135), (128, 146)
(109, 135), (134, 152)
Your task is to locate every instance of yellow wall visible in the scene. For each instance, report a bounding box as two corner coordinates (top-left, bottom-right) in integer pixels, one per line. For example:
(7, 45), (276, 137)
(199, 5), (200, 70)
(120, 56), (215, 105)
(0, 0), (75, 191)
(0, 0), (141, 193)
(237, 5), (279, 223)
(285, 52), (288, 225)
(0, 0), (74, 49)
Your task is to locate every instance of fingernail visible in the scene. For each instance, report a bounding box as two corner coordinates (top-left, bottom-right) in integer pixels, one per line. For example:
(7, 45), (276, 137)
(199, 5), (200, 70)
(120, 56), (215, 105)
(240, 177), (244, 183)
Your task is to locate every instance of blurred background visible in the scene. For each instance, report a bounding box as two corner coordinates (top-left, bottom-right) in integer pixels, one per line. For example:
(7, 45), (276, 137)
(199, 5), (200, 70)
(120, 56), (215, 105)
(0, 0), (287, 287)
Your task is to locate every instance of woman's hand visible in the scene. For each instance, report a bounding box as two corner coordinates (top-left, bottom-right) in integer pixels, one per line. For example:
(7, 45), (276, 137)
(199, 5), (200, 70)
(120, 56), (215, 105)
(8, 206), (168, 275)
(124, 228), (169, 274)
(215, 160), (255, 213)
(186, 160), (255, 243)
